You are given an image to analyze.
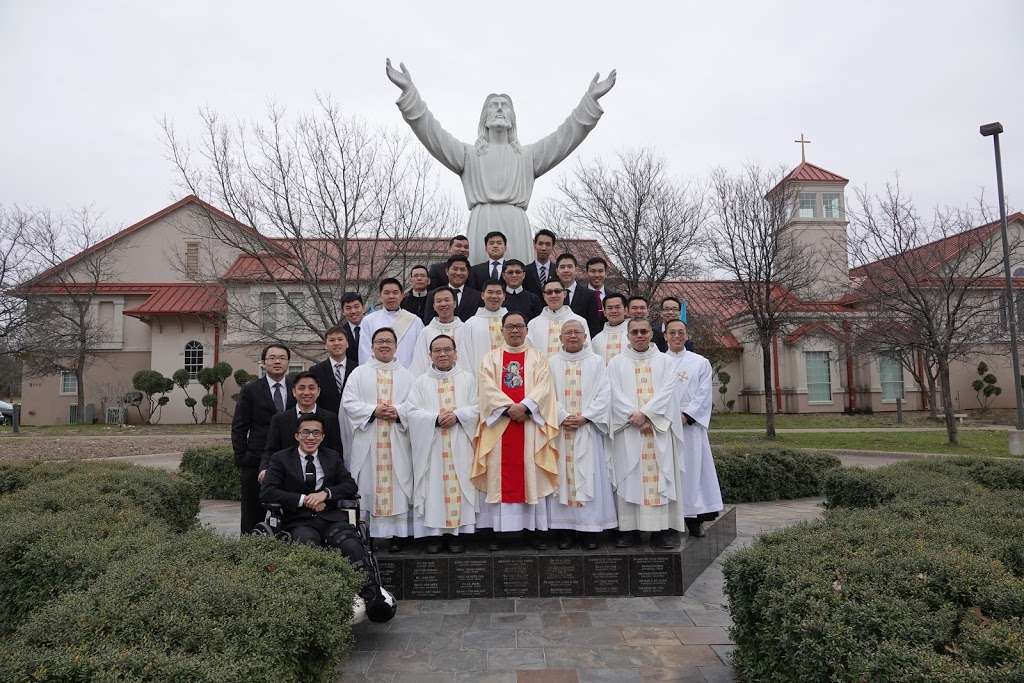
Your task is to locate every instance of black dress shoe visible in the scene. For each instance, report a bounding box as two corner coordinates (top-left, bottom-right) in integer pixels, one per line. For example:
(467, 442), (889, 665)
(446, 537), (465, 554)
(650, 530), (679, 550)
(425, 539), (443, 554)
(685, 519), (705, 538)
(615, 531), (640, 548)
(582, 533), (600, 550)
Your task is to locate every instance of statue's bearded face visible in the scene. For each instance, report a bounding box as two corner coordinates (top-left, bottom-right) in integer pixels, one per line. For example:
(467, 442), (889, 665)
(484, 95), (514, 130)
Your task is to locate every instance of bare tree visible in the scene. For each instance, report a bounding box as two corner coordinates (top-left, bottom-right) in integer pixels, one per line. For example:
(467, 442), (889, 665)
(844, 183), (1010, 444)
(0, 206), (34, 348)
(162, 97), (457, 354)
(547, 148), (706, 301)
(16, 208), (121, 423)
(706, 165), (819, 438)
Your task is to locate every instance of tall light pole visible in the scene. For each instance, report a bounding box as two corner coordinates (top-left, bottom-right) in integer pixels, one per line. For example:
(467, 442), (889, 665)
(980, 122), (1024, 450)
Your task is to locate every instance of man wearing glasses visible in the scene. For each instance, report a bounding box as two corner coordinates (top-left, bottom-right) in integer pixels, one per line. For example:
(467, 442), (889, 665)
(527, 280), (590, 357)
(607, 317), (686, 549)
(343, 328), (416, 551)
(653, 296), (682, 353)
(258, 371), (344, 480)
(405, 334), (480, 553)
(473, 311), (560, 550)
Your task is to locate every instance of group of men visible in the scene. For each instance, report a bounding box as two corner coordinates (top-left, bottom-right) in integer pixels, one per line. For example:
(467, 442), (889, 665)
(231, 229), (722, 562)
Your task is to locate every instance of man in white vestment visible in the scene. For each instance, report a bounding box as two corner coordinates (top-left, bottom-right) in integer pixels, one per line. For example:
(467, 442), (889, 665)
(665, 320), (724, 537)
(607, 317), (686, 549)
(590, 293), (629, 365)
(358, 278), (425, 368)
(405, 334), (479, 553)
(343, 327), (415, 550)
(410, 287), (464, 376)
(527, 280), (590, 356)
(454, 279), (507, 374)
(546, 321), (616, 550)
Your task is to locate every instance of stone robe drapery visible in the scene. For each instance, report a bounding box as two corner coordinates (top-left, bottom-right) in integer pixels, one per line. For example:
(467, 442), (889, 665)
(667, 349), (724, 517)
(410, 317), (464, 376)
(473, 344), (560, 532)
(342, 358), (415, 537)
(607, 346), (686, 532)
(527, 306), (590, 357)
(547, 348), (617, 532)
(454, 307), (506, 375)
(591, 322), (628, 365)
(358, 308), (425, 369)
(405, 366), (479, 535)
(396, 87), (604, 265)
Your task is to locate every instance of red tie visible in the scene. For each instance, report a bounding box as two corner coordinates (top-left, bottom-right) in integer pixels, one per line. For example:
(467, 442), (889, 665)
(594, 289), (603, 315)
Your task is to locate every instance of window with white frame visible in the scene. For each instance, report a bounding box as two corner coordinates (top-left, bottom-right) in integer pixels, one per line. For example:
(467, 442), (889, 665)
(287, 292), (306, 330)
(822, 192), (842, 219)
(60, 370), (78, 395)
(805, 351), (832, 402)
(184, 340), (204, 379)
(288, 363), (304, 376)
(879, 354), (904, 401)
(261, 292), (279, 334)
(798, 192), (817, 219)
(185, 241), (200, 278)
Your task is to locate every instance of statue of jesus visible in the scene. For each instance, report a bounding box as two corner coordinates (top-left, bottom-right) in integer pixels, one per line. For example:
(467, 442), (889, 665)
(386, 59), (616, 265)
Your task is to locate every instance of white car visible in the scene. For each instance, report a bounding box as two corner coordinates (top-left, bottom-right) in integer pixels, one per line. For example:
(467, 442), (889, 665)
(0, 400), (12, 425)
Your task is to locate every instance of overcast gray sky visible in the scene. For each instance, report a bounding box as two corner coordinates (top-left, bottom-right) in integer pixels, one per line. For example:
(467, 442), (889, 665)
(2, 0), (1021, 234)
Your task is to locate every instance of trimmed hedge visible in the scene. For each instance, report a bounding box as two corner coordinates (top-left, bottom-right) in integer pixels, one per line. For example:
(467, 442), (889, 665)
(181, 445), (241, 500)
(0, 460), (362, 682)
(724, 457), (1024, 681)
(714, 446), (841, 503)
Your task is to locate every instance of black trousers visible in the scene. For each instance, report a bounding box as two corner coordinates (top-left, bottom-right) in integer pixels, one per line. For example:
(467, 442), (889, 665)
(239, 466), (262, 535)
(286, 516), (373, 582)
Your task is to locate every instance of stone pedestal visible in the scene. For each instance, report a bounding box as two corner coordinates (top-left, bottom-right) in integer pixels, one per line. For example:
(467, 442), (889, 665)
(375, 506), (736, 600)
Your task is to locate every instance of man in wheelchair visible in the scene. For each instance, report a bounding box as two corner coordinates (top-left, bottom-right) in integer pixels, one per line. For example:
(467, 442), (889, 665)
(259, 414), (396, 623)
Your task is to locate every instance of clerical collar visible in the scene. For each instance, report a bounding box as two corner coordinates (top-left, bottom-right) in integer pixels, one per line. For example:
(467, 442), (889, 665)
(431, 317), (459, 329)
(505, 286), (523, 294)
(478, 307), (506, 318)
(605, 321), (625, 330)
(666, 349), (686, 358)
(503, 343), (528, 353)
(295, 404), (318, 416)
(428, 365), (459, 379)
(624, 345), (659, 360)
(557, 347), (594, 362)
(367, 357), (401, 370)
(542, 306), (572, 319)
(412, 290), (427, 298)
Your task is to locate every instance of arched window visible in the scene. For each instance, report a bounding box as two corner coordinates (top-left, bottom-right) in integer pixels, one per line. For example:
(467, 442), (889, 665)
(184, 341), (204, 379)
(1013, 267), (1024, 278)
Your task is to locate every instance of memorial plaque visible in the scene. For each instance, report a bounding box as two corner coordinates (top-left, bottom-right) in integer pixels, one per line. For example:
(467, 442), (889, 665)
(629, 554), (676, 596)
(403, 558), (450, 600)
(583, 555), (628, 596)
(377, 558), (404, 600)
(539, 556), (584, 597)
(449, 557), (493, 599)
(493, 556), (538, 598)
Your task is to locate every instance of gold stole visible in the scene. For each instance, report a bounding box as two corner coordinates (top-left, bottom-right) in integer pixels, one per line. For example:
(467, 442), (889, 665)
(487, 317), (503, 350)
(373, 369), (396, 517)
(563, 361), (583, 507)
(546, 320), (562, 355)
(437, 377), (462, 528)
(634, 361), (662, 506)
(606, 329), (623, 361)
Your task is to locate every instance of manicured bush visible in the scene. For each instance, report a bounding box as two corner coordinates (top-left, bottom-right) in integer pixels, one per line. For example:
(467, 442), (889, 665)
(0, 459), (361, 682)
(180, 445), (240, 500)
(724, 457), (1024, 681)
(713, 446), (841, 503)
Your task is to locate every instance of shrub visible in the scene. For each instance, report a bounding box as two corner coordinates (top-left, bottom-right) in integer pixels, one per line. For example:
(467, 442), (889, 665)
(713, 447), (841, 503)
(180, 445), (240, 500)
(724, 457), (1024, 681)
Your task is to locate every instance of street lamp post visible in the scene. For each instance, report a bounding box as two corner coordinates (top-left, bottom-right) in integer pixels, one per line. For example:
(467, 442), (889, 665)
(980, 122), (1024, 453)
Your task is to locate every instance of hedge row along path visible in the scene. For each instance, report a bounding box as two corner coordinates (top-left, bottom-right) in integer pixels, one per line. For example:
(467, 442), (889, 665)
(114, 449), (914, 681)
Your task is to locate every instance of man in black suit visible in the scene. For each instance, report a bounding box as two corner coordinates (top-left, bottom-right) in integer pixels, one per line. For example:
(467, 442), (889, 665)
(427, 234), (470, 289)
(555, 252), (600, 327)
(501, 259), (543, 321)
(524, 229), (557, 296)
(424, 255), (482, 323)
(583, 256), (618, 338)
(259, 371), (344, 476)
(231, 343), (295, 534)
(470, 230), (509, 289)
(340, 292), (364, 370)
(654, 296), (682, 352)
(309, 325), (354, 416)
(260, 414), (394, 622)
(400, 265), (431, 321)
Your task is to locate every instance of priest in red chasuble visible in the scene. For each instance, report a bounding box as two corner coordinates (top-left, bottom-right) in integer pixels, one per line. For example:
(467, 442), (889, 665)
(472, 311), (560, 547)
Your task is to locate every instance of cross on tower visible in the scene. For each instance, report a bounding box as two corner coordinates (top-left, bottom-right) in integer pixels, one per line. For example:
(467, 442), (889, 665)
(794, 133), (811, 163)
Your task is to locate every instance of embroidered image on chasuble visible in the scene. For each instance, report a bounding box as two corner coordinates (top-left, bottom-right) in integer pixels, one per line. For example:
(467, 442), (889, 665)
(472, 346), (560, 505)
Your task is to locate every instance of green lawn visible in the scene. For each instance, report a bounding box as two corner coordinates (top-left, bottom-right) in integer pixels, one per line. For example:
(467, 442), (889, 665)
(0, 423), (231, 437)
(709, 429), (1017, 458)
(709, 409), (1016, 430)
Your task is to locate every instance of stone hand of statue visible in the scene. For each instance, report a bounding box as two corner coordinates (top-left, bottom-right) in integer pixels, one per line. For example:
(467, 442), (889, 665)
(385, 58), (414, 92)
(587, 70), (617, 101)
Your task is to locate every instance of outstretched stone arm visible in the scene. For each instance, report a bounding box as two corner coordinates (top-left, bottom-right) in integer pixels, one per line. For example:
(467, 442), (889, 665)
(531, 70), (616, 178)
(387, 59), (467, 175)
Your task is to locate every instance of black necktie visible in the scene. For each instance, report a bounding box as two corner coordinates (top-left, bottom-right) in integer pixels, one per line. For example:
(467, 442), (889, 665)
(273, 383), (285, 413)
(353, 325), (361, 348)
(304, 453), (316, 493)
(491, 261), (500, 279)
(564, 288), (571, 306)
